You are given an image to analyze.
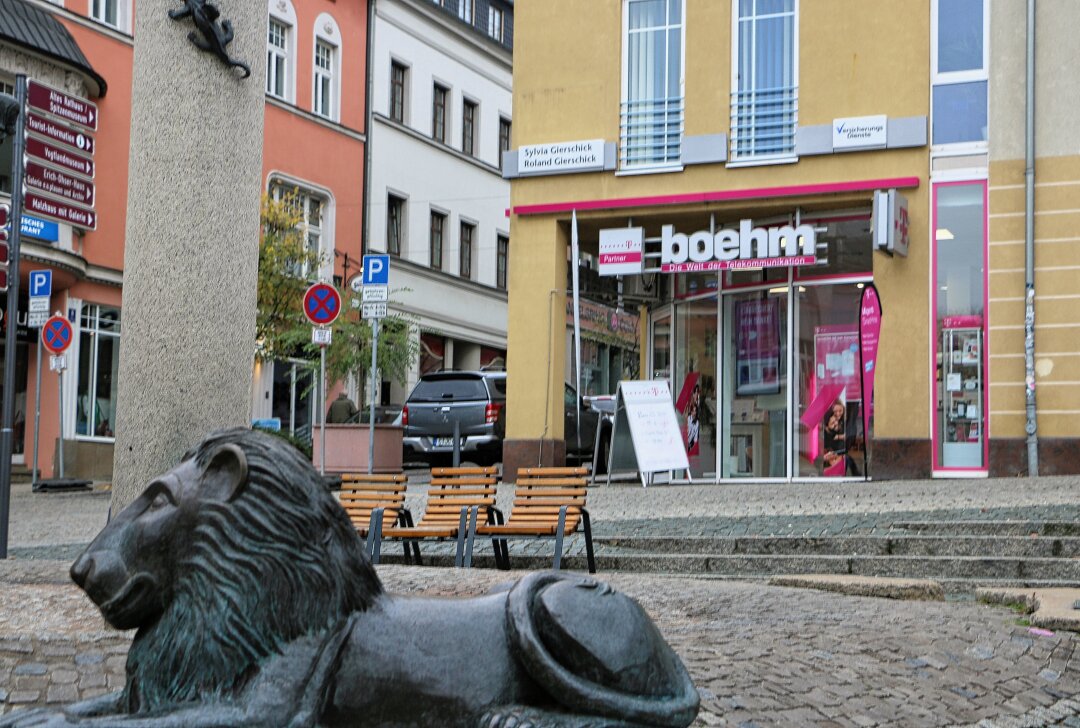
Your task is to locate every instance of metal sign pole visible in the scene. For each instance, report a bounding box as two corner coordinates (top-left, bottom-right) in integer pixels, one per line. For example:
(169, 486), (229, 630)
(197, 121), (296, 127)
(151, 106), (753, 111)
(367, 318), (378, 475)
(0, 74), (28, 560)
(57, 363), (64, 479)
(31, 342), (41, 489)
(319, 343), (327, 476)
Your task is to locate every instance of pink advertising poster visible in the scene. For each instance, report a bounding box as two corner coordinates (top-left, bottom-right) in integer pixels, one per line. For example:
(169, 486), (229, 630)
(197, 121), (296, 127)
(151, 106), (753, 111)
(735, 299), (780, 395)
(859, 284), (883, 446)
(814, 325), (861, 402)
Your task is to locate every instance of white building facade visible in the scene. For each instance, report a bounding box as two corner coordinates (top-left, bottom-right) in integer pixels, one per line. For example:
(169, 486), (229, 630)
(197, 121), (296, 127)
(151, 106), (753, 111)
(368, 0), (513, 405)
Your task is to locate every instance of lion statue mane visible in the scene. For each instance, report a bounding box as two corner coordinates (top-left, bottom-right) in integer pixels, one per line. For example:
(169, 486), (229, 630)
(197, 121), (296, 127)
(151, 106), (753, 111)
(0, 428), (699, 728)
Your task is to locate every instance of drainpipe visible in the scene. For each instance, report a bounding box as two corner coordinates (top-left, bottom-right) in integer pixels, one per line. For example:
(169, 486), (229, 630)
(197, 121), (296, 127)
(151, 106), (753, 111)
(1023, 0), (1039, 475)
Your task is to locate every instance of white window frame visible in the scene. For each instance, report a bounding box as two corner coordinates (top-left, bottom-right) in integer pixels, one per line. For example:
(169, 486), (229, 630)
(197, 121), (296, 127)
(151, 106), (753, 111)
(91, 0), (130, 32)
(930, 0), (989, 153)
(619, 0), (686, 172)
(488, 5), (504, 42)
(313, 13), (342, 121)
(268, 175), (335, 281)
(728, 0), (799, 165)
(267, 0), (297, 103)
(76, 303), (122, 443)
(458, 0), (473, 24)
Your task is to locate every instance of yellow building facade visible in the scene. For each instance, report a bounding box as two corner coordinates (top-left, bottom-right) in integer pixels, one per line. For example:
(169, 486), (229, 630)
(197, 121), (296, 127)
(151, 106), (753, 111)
(503, 0), (1078, 481)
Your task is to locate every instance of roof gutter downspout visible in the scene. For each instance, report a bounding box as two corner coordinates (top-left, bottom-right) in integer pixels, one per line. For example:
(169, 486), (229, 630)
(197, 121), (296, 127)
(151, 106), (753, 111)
(1024, 0), (1039, 475)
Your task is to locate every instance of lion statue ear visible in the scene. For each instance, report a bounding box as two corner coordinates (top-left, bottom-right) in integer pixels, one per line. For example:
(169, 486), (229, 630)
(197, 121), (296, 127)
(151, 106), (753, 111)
(202, 443), (249, 502)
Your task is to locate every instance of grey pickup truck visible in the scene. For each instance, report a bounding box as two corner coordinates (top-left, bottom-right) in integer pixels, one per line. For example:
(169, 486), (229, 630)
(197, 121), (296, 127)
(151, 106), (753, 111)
(400, 370), (610, 470)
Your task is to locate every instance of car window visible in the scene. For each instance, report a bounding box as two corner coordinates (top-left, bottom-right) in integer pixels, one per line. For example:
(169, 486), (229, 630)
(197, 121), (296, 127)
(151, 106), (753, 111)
(409, 378), (488, 402)
(488, 377), (507, 398)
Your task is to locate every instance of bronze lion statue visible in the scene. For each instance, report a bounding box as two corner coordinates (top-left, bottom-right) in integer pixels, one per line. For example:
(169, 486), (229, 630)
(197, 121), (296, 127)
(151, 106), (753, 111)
(1, 429), (699, 728)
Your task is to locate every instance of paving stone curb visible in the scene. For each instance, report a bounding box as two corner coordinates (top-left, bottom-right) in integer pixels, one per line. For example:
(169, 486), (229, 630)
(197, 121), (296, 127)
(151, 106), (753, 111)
(767, 574), (946, 601)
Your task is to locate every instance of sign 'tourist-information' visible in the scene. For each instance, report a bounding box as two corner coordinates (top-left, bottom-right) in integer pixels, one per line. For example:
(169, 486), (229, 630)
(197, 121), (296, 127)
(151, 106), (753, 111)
(24, 80), (98, 231)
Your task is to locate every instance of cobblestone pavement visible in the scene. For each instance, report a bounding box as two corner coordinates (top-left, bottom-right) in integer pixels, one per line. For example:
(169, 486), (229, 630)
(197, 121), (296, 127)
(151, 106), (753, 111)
(5, 474), (1080, 725)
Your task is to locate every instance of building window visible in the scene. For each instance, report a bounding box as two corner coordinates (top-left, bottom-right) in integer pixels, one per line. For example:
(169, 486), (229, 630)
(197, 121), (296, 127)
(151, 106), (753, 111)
(460, 221), (475, 279)
(462, 99), (477, 156)
(387, 194), (405, 256)
(621, 0), (684, 169)
(267, 19), (290, 100)
(730, 0), (798, 161)
(313, 39), (336, 119)
(499, 117), (512, 170)
(91, 0), (124, 30)
(488, 5), (504, 42)
(390, 61), (407, 123)
(496, 234), (508, 290)
(430, 211), (446, 270)
(270, 181), (330, 278)
(77, 305), (121, 440)
(932, 0), (988, 145)
(458, 0), (473, 23)
(432, 84), (448, 143)
(932, 181), (988, 470)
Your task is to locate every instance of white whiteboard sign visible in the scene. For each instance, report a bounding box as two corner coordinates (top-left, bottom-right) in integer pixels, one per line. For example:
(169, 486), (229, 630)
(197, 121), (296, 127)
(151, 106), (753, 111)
(618, 380), (690, 474)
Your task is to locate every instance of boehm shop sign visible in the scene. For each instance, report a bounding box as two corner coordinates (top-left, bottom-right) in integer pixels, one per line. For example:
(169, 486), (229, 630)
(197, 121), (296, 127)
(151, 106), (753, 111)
(660, 220), (818, 273)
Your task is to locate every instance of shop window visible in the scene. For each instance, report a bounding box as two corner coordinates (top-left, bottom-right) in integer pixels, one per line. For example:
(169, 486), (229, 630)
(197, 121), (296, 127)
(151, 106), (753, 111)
(499, 117), (512, 171)
(496, 234), (508, 290)
(313, 14), (341, 120)
(460, 221), (475, 279)
(620, 0), (684, 169)
(932, 0), (987, 146)
(390, 61), (408, 123)
(387, 193), (405, 256)
(730, 0), (798, 162)
(933, 181), (988, 470)
(77, 305), (121, 440)
(432, 83), (448, 143)
(270, 180), (332, 279)
(462, 99), (477, 156)
(430, 210), (446, 270)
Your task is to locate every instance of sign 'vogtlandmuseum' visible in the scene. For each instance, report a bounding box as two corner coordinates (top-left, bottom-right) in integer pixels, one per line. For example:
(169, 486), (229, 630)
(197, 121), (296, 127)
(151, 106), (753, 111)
(660, 220), (818, 272)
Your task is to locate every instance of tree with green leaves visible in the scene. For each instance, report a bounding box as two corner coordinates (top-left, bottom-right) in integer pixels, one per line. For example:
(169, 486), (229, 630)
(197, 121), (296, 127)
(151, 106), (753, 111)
(257, 192), (418, 408)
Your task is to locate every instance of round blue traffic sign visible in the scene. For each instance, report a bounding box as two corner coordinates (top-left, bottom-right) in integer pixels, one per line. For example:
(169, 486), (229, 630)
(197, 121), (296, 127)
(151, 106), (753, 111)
(302, 282), (341, 326)
(42, 315), (73, 355)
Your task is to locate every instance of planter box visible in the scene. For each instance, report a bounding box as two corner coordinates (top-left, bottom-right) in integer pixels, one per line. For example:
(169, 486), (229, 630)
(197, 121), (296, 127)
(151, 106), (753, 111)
(311, 424), (403, 473)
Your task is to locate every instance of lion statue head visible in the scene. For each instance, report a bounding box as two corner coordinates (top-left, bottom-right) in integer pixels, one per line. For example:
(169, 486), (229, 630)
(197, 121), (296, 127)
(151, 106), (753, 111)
(70, 428), (380, 713)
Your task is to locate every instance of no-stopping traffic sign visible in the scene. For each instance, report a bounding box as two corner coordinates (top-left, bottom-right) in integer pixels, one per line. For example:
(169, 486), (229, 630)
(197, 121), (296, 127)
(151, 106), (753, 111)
(302, 282), (341, 326)
(41, 315), (73, 355)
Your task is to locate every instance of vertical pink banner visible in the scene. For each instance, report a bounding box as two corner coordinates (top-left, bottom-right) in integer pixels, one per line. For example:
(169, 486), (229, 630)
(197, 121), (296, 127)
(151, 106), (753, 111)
(859, 284), (883, 448)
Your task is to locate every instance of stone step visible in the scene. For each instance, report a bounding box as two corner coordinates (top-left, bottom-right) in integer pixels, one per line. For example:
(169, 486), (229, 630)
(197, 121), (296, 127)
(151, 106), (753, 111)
(379, 551), (1080, 585)
(595, 535), (1080, 558)
(891, 520), (1080, 537)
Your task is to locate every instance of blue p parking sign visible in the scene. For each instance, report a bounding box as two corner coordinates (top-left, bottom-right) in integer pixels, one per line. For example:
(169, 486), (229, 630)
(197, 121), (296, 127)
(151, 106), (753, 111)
(362, 255), (390, 286)
(29, 270), (52, 298)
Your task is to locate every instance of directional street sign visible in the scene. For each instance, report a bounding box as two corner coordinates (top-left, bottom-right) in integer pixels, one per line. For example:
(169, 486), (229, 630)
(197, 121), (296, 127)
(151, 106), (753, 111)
(0, 204), (8, 293)
(0, 232), (7, 264)
(362, 286), (388, 303)
(23, 192), (97, 231)
(25, 137), (94, 179)
(0, 203), (8, 227)
(302, 282), (341, 326)
(27, 80), (99, 131)
(361, 254), (390, 286)
(362, 302), (388, 319)
(41, 315), (74, 355)
(25, 112), (95, 155)
(24, 160), (95, 206)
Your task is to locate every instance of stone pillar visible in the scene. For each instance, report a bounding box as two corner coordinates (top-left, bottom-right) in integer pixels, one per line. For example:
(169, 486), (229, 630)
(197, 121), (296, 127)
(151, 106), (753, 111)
(111, 0), (266, 508)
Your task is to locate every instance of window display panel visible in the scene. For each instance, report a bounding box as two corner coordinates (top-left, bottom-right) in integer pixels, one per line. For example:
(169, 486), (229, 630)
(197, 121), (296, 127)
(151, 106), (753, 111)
(674, 298), (717, 478)
(933, 181), (987, 470)
(721, 290), (787, 478)
(795, 284), (865, 477)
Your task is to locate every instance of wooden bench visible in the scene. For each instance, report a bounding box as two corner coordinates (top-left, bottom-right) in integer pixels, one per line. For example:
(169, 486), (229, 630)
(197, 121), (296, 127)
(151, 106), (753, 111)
(469, 466), (595, 573)
(337, 473), (410, 562)
(378, 465), (501, 567)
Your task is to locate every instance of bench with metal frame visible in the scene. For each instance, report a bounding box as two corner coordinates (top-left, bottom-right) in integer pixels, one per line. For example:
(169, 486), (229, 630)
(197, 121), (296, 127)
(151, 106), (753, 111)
(337, 473), (410, 563)
(468, 466), (595, 573)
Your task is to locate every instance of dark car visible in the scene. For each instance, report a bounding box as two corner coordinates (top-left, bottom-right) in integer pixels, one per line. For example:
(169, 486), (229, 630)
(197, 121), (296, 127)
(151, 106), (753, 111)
(401, 370), (507, 465)
(401, 371), (611, 471)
